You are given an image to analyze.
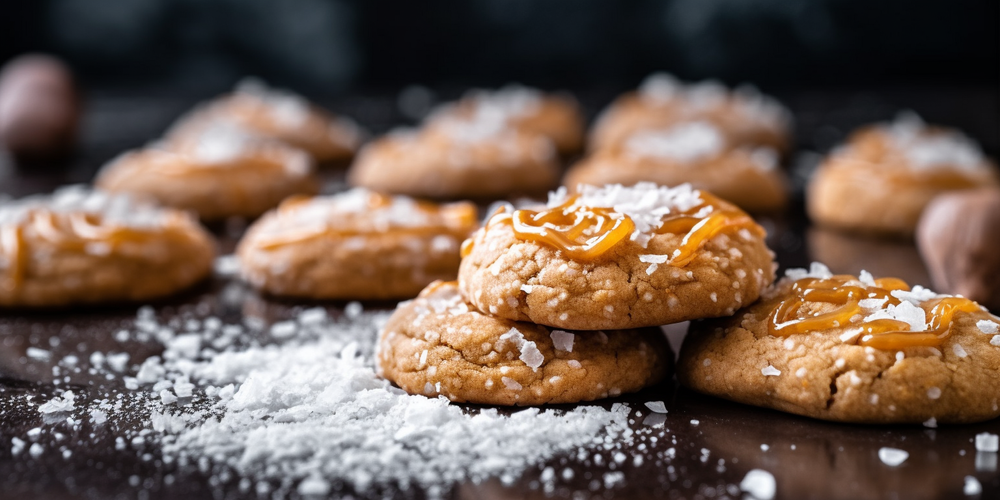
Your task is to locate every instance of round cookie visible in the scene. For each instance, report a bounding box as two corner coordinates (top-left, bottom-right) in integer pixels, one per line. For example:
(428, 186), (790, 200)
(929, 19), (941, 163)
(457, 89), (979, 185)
(377, 280), (672, 405)
(237, 188), (478, 300)
(96, 126), (319, 221)
(0, 186), (216, 307)
(589, 72), (791, 153)
(168, 78), (363, 163)
(347, 118), (559, 200)
(807, 112), (1000, 237)
(565, 121), (787, 213)
(426, 84), (585, 155)
(678, 262), (1000, 424)
(459, 182), (776, 330)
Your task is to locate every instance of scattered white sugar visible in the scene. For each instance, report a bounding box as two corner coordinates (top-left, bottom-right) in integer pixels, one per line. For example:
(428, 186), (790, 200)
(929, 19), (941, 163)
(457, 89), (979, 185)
(644, 401), (668, 414)
(924, 418), (938, 429)
(639, 254), (670, 274)
(623, 122), (724, 163)
(839, 328), (863, 343)
(603, 471), (625, 489)
(90, 409), (108, 425)
(549, 330), (575, 352)
(690, 419), (700, 426)
(953, 344), (968, 358)
(977, 320), (999, 335)
(38, 391), (75, 414)
(568, 360), (582, 369)
(739, 469), (776, 500)
(761, 365), (781, 377)
(884, 112), (986, 171)
(964, 476), (983, 496)
(878, 447), (909, 466)
(297, 475), (331, 496)
(864, 301), (927, 332)
(105, 353), (131, 373)
(498, 327), (544, 371)
(270, 321), (298, 340)
(891, 286), (942, 305)
(27, 427), (41, 440)
(501, 376), (523, 390)
(795, 367), (808, 378)
(858, 270), (876, 287)
(26, 347), (51, 361)
(235, 78), (311, 128)
(784, 262), (833, 281)
(0, 185), (176, 229)
(975, 433), (999, 453)
(10, 437), (25, 456)
(992, 335), (1000, 347)
(173, 378), (195, 398)
(343, 302), (363, 320)
(213, 255), (240, 276)
(167, 334), (202, 359)
(159, 390), (178, 405)
(760, 444), (770, 451)
(550, 183), (704, 247)
(858, 297), (888, 310)
(29, 443), (44, 458)
(927, 387), (942, 400)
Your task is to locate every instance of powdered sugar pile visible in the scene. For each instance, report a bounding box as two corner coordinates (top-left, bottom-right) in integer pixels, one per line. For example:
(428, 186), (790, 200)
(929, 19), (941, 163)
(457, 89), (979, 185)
(552, 182), (706, 247)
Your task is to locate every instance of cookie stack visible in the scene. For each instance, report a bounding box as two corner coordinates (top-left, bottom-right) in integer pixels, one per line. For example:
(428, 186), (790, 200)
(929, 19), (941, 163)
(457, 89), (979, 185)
(564, 73), (792, 213)
(377, 182), (776, 405)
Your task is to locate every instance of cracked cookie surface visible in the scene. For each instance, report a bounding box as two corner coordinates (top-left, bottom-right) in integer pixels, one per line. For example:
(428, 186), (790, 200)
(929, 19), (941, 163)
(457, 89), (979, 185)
(678, 264), (1000, 424)
(458, 183), (776, 330)
(377, 281), (672, 405)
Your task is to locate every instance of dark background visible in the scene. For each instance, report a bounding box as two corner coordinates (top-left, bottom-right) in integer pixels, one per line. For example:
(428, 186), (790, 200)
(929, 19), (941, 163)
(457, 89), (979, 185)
(1, 0), (997, 94)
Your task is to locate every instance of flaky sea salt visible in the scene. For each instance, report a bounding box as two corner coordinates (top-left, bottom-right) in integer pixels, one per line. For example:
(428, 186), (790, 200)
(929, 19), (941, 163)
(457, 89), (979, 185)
(624, 122), (724, 163)
(644, 401), (667, 414)
(739, 469), (776, 500)
(977, 320), (999, 335)
(975, 433), (999, 453)
(878, 447), (909, 466)
(964, 476), (983, 496)
(761, 365), (781, 377)
(549, 330), (575, 352)
(38, 391), (75, 414)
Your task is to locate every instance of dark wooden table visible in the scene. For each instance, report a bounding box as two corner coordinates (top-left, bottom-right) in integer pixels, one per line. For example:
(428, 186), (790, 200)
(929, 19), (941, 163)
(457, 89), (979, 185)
(0, 86), (997, 499)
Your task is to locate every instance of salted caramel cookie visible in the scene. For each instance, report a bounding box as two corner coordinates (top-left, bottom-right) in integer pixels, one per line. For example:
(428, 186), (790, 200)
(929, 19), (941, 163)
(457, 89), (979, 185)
(347, 119), (559, 200)
(96, 126), (319, 220)
(426, 84), (585, 155)
(169, 78), (363, 163)
(807, 112), (1000, 237)
(679, 262), (1000, 424)
(458, 182), (776, 330)
(237, 188), (478, 300)
(565, 121), (787, 213)
(589, 73), (791, 153)
(377, 280), (672, 405)
(0, 186), (215, 307)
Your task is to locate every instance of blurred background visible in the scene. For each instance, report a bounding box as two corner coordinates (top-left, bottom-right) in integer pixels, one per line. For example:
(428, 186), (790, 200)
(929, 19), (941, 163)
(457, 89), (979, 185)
(0, 0), (997, 175)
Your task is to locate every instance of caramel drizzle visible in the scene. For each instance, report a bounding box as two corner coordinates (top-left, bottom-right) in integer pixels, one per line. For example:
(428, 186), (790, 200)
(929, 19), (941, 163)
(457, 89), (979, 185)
(1, 210), (187, 291)
(254, 194), (478, 250)
(478, 192), (762, 264)
(768, 275), (986, 349)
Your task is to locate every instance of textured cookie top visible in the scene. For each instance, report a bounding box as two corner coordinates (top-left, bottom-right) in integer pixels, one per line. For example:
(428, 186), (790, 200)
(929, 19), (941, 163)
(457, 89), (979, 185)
(620, 121), (779, 171)
(434, 84), (546, 123)
(0, 185), (187, 229)
(764, 262), (999, 351)
(363, 124), (556, 170)
(636, 72), (790, 132)
(244, 188), (478, 248)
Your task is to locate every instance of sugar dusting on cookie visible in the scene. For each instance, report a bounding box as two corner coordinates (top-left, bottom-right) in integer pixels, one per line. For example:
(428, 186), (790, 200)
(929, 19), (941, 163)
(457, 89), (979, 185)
(883, 112), (988, 172)
(0, 185), (178, 229)
(623, 122), (725, 164)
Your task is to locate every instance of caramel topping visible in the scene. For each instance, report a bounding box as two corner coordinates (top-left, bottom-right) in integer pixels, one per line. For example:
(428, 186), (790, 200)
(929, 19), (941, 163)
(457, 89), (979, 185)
(254, 193), (478, 250)
(495, 192), (762, 264)
(768, 274), (986, 349)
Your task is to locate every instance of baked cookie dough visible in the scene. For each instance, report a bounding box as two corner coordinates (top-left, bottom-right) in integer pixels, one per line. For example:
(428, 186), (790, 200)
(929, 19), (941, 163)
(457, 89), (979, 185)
(237, 188), (478, 300)
(807, 112), (1000, 237)
(426, 84), (585, 155)
(377, 280), (672, 405)
(589, 72), (791, 153)
(459, 182), (776, 330)
(0, 186), (215, 307)
(678, 262), (1000, 424)
(96, 126), (319, 220)
(565, 121), (787, 213)
(168, 78), (363, 163)
(347, 118), (559, 200)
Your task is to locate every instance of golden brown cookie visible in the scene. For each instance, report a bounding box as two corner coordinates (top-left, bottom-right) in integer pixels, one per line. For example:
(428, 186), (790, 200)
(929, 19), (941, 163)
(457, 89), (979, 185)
(807, 113), (1000, 237)
(679, 262), (1000, 424)
(426, 84), (585, 155)
(565, 121), (788, 213)
(347, 120), (559, 200)
(0, 186), (215, 307)
(589, 73), (791, 153)
(377, 280), (672, 405)
(237, 188), (478, 300)
(458, 182), (776, 330)
(96, 127), (319, 221)
(168, 78), (363, 163)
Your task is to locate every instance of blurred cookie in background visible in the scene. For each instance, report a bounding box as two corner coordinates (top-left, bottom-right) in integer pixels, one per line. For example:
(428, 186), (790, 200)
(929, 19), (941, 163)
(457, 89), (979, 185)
(807, 227), (932, 288)
(807, 112), (999, 237)
(565, 121), (787, 213)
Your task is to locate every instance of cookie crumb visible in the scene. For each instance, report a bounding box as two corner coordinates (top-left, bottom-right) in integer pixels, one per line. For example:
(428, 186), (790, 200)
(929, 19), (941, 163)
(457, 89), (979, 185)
(739, 469), (776, 500)
(878, 447), (909, 466)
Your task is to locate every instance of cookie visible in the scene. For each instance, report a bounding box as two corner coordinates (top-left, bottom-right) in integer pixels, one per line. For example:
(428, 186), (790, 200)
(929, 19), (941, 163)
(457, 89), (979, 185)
(589, 72), (791, 153)
(458, 182), (776, 330)
(96, 126), (319, 220)
(377, 280), (672, 405)
(237, 188), (478, 300)
(347, 119), (559, 200)
(565, 121), (787, 213)
(678, 262), (1000, 424)
(0, 186), (215, 307)
(807, 112), (1000, 237)
(426, 84), (585, 155)
(168, 78), (363, 163)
